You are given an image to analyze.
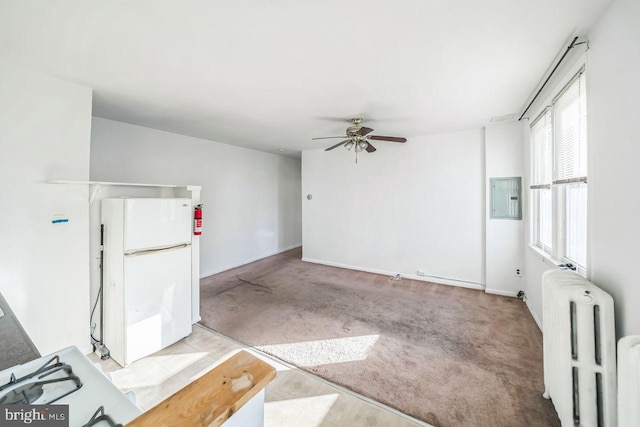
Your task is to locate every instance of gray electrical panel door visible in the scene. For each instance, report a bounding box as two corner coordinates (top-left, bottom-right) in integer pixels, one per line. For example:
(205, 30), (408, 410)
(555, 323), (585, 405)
(490, 177), (522, 220)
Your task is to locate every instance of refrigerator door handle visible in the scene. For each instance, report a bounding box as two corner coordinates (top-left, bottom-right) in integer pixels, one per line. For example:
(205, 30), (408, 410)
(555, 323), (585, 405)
(124, 243), (191, 257)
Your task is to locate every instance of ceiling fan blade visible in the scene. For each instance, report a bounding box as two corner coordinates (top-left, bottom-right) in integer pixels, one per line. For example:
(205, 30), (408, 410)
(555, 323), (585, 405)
(312, 136), (348, 140)
(368, 135), (407, 143)
(357, 126), (374, 136)
(365, 142), (377, 153)
(325, 140), (349, 151)
(315, 116), (354, 122)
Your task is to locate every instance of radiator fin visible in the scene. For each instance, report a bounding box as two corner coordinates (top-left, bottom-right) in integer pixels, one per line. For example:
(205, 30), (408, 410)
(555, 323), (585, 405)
(594, 305), (601, 365)
(596, 372), (603, 427)
(572, 366), (580, 424)
(570, 302), (578, 361)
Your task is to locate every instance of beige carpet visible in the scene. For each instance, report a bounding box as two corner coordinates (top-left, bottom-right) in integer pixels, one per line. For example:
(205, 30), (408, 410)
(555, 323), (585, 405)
(200, 248), (559, 427)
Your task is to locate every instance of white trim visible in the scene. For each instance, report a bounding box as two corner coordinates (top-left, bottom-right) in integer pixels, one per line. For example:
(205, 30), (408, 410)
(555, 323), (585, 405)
(301, 257), (485, 291)
(484, 288), (519, 297)
(526, 300), (543, 332)
(199, 244), (302, 279)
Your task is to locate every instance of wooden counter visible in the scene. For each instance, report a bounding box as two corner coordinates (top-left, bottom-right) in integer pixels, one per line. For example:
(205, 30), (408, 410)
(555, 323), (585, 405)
(126, 350), (276, 427)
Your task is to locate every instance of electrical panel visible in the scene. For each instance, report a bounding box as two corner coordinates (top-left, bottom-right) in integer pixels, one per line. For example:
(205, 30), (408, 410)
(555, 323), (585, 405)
(490, 177), (522, 220)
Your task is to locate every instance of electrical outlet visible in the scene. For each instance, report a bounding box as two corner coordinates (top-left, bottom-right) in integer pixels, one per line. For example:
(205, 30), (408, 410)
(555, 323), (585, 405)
(515, 268), (523, 278)
(417, 270), (427, 277)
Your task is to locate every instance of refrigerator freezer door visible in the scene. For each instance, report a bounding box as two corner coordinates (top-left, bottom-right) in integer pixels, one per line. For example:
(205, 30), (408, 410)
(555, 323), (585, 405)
(124, 198), (192, 251)
(124, 246), (192, 365)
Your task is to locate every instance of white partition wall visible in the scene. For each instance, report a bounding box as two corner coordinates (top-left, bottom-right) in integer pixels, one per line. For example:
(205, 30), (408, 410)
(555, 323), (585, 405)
(302, 128), (485, 289)
(484, 121), (526, 297)
(0, 61), (92, 354)
(90, 118), (302, 279)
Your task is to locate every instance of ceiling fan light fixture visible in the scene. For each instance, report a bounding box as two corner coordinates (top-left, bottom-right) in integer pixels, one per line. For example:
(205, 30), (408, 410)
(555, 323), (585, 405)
(355, 143), (363, 153)
(358, 141), (368, 150)
(344, 141), (354, 151)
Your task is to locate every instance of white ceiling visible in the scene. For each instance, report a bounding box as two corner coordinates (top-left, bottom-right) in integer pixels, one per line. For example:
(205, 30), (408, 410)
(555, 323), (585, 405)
(0, 0), (611, 156)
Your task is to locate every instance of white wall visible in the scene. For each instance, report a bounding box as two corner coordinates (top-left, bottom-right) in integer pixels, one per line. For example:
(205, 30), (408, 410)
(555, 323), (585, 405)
(302, 129), (485, 288)
(90, 118), (302, 278)
(524, 0), (640, 337)
(587, 0), (640, 337)
(485, 121), (526, 296)
(0, 61), (92, 354)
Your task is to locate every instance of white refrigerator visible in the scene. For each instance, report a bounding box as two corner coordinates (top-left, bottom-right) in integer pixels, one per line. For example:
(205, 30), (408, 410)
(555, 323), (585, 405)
(101, 198), (192, 366)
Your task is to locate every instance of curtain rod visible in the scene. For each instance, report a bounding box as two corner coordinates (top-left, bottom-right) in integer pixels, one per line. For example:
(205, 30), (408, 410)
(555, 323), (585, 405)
(519, 36), (585, 121)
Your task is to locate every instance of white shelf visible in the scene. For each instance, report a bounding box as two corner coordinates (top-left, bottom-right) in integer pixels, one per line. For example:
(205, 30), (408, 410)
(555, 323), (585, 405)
(46, 180), (201, 204)
(46, 179), (180, 188)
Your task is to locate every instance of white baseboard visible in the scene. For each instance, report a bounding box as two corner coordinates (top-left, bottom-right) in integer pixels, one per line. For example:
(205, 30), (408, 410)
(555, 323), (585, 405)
(526, 301), (543, 331)
(200, 244), (302, 279)
(484, 288), (519, 297)
(301, 257), (485, 291)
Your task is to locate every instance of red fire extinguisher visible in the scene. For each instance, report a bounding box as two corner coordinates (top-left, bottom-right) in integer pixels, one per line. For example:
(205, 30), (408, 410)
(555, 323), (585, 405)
(194, 204), (203, 236)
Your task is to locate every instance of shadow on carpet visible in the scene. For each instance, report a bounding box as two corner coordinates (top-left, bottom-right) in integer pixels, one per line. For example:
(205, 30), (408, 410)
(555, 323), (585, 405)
(199, 249), (559, 427)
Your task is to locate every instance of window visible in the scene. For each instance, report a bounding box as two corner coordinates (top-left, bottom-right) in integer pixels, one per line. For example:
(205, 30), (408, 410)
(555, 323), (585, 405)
(530, 69), (588, 272)
(530, 109), (553, 252)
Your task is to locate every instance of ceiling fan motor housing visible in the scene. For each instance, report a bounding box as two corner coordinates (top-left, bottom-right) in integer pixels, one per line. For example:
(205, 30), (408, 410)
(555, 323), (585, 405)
(346, 125), (362, 136)
(346, 117), (363, 136)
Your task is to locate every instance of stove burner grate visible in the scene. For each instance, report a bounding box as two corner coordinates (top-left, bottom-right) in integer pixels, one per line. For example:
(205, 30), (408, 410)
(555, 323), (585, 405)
(83, 406), (122, 427)
(0, 355), (83, 404)
(0, 382), (45, 404)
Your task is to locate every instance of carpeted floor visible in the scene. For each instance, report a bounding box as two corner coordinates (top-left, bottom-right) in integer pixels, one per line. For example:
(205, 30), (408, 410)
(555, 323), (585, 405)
(200, 248), (559, 427)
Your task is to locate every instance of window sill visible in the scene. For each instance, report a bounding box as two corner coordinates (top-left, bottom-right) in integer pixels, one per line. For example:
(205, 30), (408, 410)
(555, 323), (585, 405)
(528, 244), (562, 266)
(527, 244), (587, 278)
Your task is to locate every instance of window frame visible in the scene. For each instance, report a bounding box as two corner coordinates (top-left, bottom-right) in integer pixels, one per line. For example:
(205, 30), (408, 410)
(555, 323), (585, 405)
(529, 108), (553, 254)
(529, 66), (588, 276)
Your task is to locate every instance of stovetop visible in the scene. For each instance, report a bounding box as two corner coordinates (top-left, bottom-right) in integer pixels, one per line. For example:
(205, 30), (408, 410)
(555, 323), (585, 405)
(0, 346), (141, 426)
(0, 354), (82, 405)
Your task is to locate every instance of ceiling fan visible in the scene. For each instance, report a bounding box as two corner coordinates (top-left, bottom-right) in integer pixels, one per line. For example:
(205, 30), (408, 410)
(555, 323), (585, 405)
(312, 118), (407, 162)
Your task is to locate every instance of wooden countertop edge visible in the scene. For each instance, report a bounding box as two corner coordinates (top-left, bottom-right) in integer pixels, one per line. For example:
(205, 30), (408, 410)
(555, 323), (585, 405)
(126, 350), (277, 427)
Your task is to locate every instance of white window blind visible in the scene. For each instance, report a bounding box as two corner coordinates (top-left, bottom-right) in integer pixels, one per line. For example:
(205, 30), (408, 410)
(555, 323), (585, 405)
(529, 67), (588, 268)
(530, 109), (552, 189)
(553, 71), (587, 184)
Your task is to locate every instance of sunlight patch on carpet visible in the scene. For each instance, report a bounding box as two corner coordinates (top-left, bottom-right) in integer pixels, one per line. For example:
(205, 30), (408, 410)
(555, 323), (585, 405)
(256, 335), (379, 366)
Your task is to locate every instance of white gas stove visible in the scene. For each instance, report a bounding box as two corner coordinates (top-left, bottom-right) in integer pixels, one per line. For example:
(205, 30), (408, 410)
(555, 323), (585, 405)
(0, 346), (141, 426)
